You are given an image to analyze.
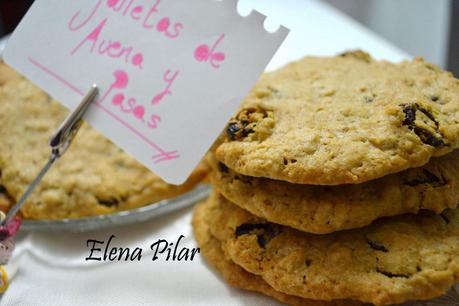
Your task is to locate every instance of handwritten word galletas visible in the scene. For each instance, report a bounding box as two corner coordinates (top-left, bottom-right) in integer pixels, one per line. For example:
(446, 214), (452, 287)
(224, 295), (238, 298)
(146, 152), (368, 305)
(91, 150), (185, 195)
(5, 0), (288, 184)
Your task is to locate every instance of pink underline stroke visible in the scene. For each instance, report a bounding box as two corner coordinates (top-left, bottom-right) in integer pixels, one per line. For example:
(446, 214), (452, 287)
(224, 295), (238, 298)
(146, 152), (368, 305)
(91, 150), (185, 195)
(29, 58), (85, 96)
(93, 101), (169, 156)
(28, 57), (178, 159)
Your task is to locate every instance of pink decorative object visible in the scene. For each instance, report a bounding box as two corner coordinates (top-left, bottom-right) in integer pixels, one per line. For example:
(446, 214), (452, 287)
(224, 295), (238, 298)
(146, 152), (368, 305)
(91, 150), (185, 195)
(0, 217), (22, 242)
(0, 238), (14, 265)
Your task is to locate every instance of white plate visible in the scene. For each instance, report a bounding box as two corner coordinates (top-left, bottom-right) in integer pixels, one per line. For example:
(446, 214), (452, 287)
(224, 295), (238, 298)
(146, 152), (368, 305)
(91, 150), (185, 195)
(20, 184), (209, 232)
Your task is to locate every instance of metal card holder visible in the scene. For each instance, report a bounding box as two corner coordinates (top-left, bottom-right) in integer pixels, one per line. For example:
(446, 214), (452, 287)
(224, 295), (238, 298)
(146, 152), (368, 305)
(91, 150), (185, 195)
(2, 85), (99, 225)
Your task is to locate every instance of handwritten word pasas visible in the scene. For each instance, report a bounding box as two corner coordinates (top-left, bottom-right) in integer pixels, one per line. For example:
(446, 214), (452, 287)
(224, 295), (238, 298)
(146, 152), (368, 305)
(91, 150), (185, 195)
(99, 69), (179, 129)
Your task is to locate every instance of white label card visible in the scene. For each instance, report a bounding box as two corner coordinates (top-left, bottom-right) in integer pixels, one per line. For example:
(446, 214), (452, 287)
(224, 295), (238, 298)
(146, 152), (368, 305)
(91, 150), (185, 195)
(4, 0), (288, 184)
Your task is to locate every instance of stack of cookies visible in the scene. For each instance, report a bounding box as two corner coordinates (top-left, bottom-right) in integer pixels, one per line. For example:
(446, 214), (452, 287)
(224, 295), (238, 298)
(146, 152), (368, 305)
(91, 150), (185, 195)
(193, 51), (459, 305)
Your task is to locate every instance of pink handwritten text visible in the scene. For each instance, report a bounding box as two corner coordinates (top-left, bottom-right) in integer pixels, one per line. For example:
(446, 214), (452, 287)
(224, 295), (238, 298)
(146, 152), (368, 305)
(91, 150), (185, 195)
(194, 34), (226, 69)
(100, 69), (178, 130)
(28, 58), (179, 163)
(68, 0), (183, 39)
(71, 18), (145, 70)
(152, 69), (180, 105)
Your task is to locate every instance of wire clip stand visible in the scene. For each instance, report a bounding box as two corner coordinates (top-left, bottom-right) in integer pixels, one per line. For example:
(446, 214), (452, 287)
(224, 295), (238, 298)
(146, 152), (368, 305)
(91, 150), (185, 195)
(2, 85), (99, 226)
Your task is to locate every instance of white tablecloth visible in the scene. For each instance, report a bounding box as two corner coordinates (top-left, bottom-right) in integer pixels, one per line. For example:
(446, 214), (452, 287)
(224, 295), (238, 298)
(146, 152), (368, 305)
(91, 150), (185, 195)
(1, 0), (421, 305)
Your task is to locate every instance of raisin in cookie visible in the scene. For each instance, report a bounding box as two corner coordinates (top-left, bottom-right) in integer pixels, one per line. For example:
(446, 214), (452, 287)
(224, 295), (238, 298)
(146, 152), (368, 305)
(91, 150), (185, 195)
(216, 51), (459, 185)
(192, 198), (363, 306)
(0, 64), (208, 219)
(206, 191), (459, 305)
(210, 151), (459, 233)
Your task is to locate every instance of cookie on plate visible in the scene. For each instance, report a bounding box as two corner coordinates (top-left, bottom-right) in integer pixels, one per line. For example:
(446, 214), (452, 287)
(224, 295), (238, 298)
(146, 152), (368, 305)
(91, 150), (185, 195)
(206, 191), (459, 305)
(210, 151), (459, 233)
(0, 64), (208, 219)
(192, 198), (362, 306)
(216, 51), (459, 185)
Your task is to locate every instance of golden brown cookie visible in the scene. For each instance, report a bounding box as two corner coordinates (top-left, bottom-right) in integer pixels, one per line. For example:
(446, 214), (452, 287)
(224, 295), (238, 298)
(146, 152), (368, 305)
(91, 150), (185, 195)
(0, 62), (22, 86)
(0, 64), (208, 219)
(192, 199), (363, 306)
(206, 191), (459, 305)
(210, 151), (459, 233)
(216, 51), (459, 185)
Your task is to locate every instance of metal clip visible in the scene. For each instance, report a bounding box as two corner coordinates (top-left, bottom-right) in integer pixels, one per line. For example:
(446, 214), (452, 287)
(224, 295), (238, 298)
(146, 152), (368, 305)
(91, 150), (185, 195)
(50, 84), (99, 157)
(2, 85), (99, 225)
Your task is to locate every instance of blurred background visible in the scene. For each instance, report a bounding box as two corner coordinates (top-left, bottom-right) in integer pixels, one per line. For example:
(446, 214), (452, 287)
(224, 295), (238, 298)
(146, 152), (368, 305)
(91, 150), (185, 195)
(324, 0), (457, 75)
(0, 0), (457, 75)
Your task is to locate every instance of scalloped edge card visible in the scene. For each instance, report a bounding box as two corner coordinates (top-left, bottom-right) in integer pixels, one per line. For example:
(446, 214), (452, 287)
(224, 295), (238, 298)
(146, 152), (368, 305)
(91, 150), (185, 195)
(4, 0), (288, 184)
